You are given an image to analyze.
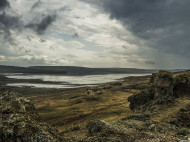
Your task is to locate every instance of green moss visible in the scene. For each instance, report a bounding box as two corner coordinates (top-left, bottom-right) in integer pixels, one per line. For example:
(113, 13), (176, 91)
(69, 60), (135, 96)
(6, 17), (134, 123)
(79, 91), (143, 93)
(177, 128), (190, 136)
(174, 74), (190, 86)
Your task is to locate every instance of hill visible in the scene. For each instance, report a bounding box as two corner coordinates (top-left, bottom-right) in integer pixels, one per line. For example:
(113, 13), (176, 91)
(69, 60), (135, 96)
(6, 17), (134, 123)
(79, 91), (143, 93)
(0, 65), (158, 75)
(0, 65), (67, 74)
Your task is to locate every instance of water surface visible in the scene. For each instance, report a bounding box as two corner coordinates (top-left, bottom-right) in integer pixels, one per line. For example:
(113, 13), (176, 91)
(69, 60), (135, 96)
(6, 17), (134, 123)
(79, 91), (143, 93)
(6, 73), (149, 88)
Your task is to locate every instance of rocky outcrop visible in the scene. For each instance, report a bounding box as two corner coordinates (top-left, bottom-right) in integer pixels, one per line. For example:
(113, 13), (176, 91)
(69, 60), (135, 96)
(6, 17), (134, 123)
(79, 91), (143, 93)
(0, 91), (64, 142)
(148, 70), (174, 102)
(128, 71), (190, 112)
(83, 119), (180, 142)
(83, 71), (190, 142)
(128, 89), (154, 111)
(84, 120), (147, 142)
(174, 75), (190, 97)
(128, 71), (175, 112)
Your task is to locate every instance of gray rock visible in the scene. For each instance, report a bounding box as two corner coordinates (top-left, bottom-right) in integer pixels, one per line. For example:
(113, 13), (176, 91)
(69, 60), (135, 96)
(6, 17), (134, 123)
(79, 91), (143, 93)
(85, 120), (149, 142)
(174, 74), (190, 98)
(0, 91), (65, 142)
(128, 71), (175, 112)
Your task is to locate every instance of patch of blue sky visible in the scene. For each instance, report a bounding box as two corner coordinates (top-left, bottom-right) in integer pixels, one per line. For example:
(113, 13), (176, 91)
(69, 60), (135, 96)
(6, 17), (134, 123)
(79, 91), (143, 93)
(49, 32), (105, 52)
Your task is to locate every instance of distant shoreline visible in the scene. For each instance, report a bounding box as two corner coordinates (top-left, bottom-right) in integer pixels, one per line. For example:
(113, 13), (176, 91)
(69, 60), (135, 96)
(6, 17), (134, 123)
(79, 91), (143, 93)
(0, 65), (158, 75)
(1, 73), (149, 89)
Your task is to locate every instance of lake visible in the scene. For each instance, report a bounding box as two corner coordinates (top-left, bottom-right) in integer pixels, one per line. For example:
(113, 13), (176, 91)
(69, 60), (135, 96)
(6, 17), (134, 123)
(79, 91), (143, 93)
(5, 73), (149, 89)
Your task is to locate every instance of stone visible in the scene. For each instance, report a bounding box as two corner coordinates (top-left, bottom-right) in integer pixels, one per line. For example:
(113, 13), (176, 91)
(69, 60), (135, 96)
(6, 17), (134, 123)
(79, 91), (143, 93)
(128, 71), (175, 112)
(84, 120), (149, 142)
(148, 70), (174, 103)
(174, 75), (190, 97)
(0, 91), (65, 142)
(128, 90), (153, 111)
(87, 120), (117, 137)
(85, 120), (126, 142)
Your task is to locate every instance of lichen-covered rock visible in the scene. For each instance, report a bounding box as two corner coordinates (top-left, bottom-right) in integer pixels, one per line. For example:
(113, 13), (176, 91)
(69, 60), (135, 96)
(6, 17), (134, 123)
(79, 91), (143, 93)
(87, 120), (119, 137)
(85, 120), (125, 142)
(128, 71), (175, 112)
(128, 90), (154, 111)
(174, 75), (190, 97)
(0, 91), (65, 142)
(84, 120), (148, 142)
(149, 70), (174, 103)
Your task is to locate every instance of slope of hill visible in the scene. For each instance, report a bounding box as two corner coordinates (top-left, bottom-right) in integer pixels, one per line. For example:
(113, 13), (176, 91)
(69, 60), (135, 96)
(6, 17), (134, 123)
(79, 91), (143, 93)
(31, 66), (158, 75)
(0, 65), (158, 75)
(0, 65), (67, 74)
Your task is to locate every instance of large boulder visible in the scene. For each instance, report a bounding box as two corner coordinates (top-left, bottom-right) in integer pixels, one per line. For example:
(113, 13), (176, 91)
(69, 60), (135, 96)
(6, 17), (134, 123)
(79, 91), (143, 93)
(0, 91), (64, 142)
(149, 70), (174, 102)
(84, 120), (148, 142)
(128, 90), (154, 111)
(174, 75), (190, 98)
(85, 120), (124, 142)
(86, 120), (119, 137)
(128, 71), (175, 112)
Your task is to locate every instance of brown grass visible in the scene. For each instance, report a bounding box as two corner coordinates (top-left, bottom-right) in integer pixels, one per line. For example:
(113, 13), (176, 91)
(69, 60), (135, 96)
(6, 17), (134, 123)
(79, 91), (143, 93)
(29, 71), (190, 140)
(28, 75), (150, 140)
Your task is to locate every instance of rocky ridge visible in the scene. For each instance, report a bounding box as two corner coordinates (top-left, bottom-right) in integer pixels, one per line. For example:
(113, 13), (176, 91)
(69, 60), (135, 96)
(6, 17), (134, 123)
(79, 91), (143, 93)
(83, 71), (190, 142)
(128, 70), (190, 112)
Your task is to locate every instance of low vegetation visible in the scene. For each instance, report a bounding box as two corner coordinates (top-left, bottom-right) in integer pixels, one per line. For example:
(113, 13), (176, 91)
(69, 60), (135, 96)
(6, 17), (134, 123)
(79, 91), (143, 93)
(1, 70), (190, 141)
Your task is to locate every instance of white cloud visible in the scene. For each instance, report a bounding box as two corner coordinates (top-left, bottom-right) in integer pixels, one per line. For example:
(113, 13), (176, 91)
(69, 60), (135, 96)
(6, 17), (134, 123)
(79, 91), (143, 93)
(1, 0), (175, 68)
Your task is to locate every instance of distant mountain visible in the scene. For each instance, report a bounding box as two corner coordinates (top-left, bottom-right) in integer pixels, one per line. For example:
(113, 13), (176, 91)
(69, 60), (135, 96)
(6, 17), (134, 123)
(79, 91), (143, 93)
(0, 65), (159, 75)
(0, 65), (67, 74)
(31, 66), (159, 75)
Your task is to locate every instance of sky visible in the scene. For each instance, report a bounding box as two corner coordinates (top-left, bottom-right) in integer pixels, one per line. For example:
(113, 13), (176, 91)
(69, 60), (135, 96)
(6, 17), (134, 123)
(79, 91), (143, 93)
(0, 0), (189, 69)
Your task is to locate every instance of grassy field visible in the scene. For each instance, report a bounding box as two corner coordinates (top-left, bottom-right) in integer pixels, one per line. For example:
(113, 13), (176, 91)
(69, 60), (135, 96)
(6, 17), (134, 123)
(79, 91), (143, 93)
(27, 75), (150, 140)
(0, 73), (150, 139)
(1, 71), (190, 141)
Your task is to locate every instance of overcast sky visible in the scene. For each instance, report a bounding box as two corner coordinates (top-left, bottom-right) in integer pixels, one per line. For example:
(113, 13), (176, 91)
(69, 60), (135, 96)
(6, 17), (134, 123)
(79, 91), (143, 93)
(0, 0), (189, 69)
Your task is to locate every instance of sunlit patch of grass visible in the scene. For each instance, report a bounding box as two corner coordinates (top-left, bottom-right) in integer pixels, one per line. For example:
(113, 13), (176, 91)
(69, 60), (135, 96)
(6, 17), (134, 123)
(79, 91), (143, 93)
(2, 71), (190, 141)
(8, 73), (189, 140)
(32, 86), (137, 139)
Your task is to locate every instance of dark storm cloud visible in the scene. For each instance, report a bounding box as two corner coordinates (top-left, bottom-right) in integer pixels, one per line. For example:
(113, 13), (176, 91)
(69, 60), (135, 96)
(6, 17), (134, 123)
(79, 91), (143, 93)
(0, 0), (56, 38)
(0, 0), (10, 10)
(0, 12), (22, 40)
(25, 14), (56, 35)
(0, 0), (19, 40)
(0, 12), (22, 30)
(82, 0), (190, 56)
